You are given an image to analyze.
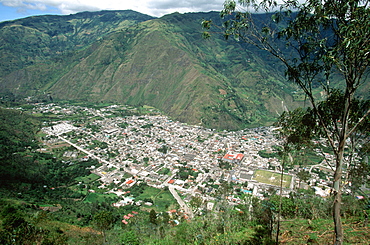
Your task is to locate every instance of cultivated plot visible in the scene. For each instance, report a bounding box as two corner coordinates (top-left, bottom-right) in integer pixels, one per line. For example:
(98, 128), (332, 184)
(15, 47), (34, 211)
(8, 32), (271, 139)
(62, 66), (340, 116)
(253, 169), (292, 188)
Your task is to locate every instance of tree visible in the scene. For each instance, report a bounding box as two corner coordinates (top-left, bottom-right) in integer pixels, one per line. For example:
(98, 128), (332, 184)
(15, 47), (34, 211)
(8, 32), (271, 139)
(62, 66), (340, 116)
(273, 107), (315, 244)
(296, 170), (311, 188)
(190, 195), (204, 213)
(149, 209), (157, 225)
(203, 1), (369, 244)
(93, 211), (114, 242)
(162, 211), (170, 225)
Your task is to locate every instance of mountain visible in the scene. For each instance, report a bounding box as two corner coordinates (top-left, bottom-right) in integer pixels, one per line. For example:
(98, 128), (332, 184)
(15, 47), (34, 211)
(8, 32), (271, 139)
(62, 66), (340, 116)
(0, 10), (154, 76)
(0, 10), (304, 130)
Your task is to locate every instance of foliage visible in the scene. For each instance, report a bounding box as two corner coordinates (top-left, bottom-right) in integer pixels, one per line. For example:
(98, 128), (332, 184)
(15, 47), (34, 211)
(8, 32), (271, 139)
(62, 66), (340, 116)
(158, 167), (171, 175)
(93, 210), (115, 240)
(0, 108), (41, 186)
(219, 159), (234, 170)
(258, 149), (280, 159)
(2, 184), (368, 245)
(0, 203), (68, 244)
(119, 231), (140, 245)
(141, 123), (154, 129)
(190, 196), (204, 209)
(87, 140), (108, 149)
(0, 10), (328, 130)
(0, 10), (154, 76)
(118, 122), (129, 129)
(296, 170), (310, 184)
(149, 209), (157, 225)
(157, 144), (170, 154)
(277, 217), (370, 244)
(207, 0), (369, 243)
(176, 166), (199, 180)
(275, 108), (316, 150)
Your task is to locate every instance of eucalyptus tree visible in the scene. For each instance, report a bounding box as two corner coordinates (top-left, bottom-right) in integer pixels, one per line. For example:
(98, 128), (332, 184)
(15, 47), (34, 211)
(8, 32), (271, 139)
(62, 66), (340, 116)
(272, 107), (316, 244)
(93, 211), (115, 243)
(203, 0), (369, 244)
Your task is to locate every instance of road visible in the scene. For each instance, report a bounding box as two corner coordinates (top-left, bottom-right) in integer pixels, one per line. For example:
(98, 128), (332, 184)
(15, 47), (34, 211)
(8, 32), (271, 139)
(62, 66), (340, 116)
(168, 186), (193, 218)
(57, 135), (119, 168)
(56, 134), (193, 219)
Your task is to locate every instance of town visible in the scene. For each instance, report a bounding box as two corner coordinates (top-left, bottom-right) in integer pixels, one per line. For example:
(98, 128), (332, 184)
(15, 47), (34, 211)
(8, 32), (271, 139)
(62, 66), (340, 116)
(33, 102), (338, 217)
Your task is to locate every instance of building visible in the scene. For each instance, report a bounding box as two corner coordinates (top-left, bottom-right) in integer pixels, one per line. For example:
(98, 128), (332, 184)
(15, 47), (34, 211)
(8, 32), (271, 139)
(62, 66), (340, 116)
(222, 153), (244, 164)
(103, 128), (119, 134)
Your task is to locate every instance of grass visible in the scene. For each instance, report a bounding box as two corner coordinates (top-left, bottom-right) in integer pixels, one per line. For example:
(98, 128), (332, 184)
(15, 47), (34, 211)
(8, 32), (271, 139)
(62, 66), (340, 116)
(253, 169), (292, 188)
(136, 186), (176, 212)
(84, 192), (119, 203)
(75, 173), (101, 183)
(279, 218), (370, 244)
(36, 219), (101, 244)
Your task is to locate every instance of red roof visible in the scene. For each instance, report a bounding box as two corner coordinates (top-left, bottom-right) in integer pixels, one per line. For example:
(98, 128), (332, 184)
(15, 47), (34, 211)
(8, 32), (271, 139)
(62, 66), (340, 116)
(168, 179), (175, 184)
(223, 154), (234, 160)
(236, 153), (244, 160)
(126, 180), (134, 184)
(223, 153), (244, 161)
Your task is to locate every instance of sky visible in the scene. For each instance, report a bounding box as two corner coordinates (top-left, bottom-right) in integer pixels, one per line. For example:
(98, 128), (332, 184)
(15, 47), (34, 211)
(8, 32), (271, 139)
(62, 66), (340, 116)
(0, 0), (225, 22)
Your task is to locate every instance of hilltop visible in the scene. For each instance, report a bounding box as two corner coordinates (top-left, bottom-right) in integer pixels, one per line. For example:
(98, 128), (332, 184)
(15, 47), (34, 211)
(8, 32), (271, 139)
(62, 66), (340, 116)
(1, 10), (368, 130)
(0, 10), (305, 130)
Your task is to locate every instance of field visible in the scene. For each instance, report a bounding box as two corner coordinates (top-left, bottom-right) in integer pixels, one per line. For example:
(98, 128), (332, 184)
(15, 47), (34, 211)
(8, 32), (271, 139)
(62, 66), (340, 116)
(136, 186), (177, 212)
(84, 192), (119, 203)
(253, 169), (292, 188)
(75, 173), (101, 183)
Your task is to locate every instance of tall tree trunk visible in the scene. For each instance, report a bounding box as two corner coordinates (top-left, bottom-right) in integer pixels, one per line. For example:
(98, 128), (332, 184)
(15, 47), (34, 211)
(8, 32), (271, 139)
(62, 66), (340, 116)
(276, 161), (284, 245)
(333, 151), (344, 245)
(333, 88), (352, 245)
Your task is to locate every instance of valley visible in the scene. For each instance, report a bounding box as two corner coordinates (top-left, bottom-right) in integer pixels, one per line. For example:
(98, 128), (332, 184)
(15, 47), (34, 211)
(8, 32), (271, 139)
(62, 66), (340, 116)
(0, 10), (310, 130)
(34, 102), (341, 215)
(0, 6), (368, 244)
(0, 101), (368, 244)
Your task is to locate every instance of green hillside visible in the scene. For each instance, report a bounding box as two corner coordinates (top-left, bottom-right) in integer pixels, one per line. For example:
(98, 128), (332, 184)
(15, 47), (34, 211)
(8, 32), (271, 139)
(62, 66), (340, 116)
(0, 10), (154, 76)
(0, 11), (328, 130)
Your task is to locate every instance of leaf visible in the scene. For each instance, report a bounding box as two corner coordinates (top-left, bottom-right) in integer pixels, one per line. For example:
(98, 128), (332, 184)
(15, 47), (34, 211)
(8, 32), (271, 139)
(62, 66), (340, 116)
(202, 31), (211, 39)
(262, 26), (270, 35)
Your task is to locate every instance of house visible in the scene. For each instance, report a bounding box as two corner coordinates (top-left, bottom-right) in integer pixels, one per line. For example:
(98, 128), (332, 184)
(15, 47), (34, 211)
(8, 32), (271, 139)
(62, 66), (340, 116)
(103, 128), (119, 134)
(222, 153), (244, 164)
(126, 179), (134, 185)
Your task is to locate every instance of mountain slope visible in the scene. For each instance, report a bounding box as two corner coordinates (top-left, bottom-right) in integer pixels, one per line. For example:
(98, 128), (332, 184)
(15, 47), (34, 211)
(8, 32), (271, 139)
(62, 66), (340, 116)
(45, 18), (234, 128)
(0, 10), (155, 76)
(0, 11), (303, 130)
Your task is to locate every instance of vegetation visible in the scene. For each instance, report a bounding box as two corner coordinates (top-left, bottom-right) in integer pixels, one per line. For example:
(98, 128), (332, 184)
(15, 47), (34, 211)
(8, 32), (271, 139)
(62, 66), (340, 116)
(253, 170), (292, 188)
(0, 108), (41, 186)
(0, 104), (369, 244)
(0, 10), (334, 130)
(176, 167), (199, 181)
(0, 6), (369, 244)
(204, 0), (369, 244)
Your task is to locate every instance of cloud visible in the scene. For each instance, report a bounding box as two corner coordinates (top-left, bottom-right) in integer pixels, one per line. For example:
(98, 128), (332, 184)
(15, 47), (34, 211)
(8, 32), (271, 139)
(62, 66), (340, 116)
(146, 0), (225, 16)
(0, 0), (225, 17)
